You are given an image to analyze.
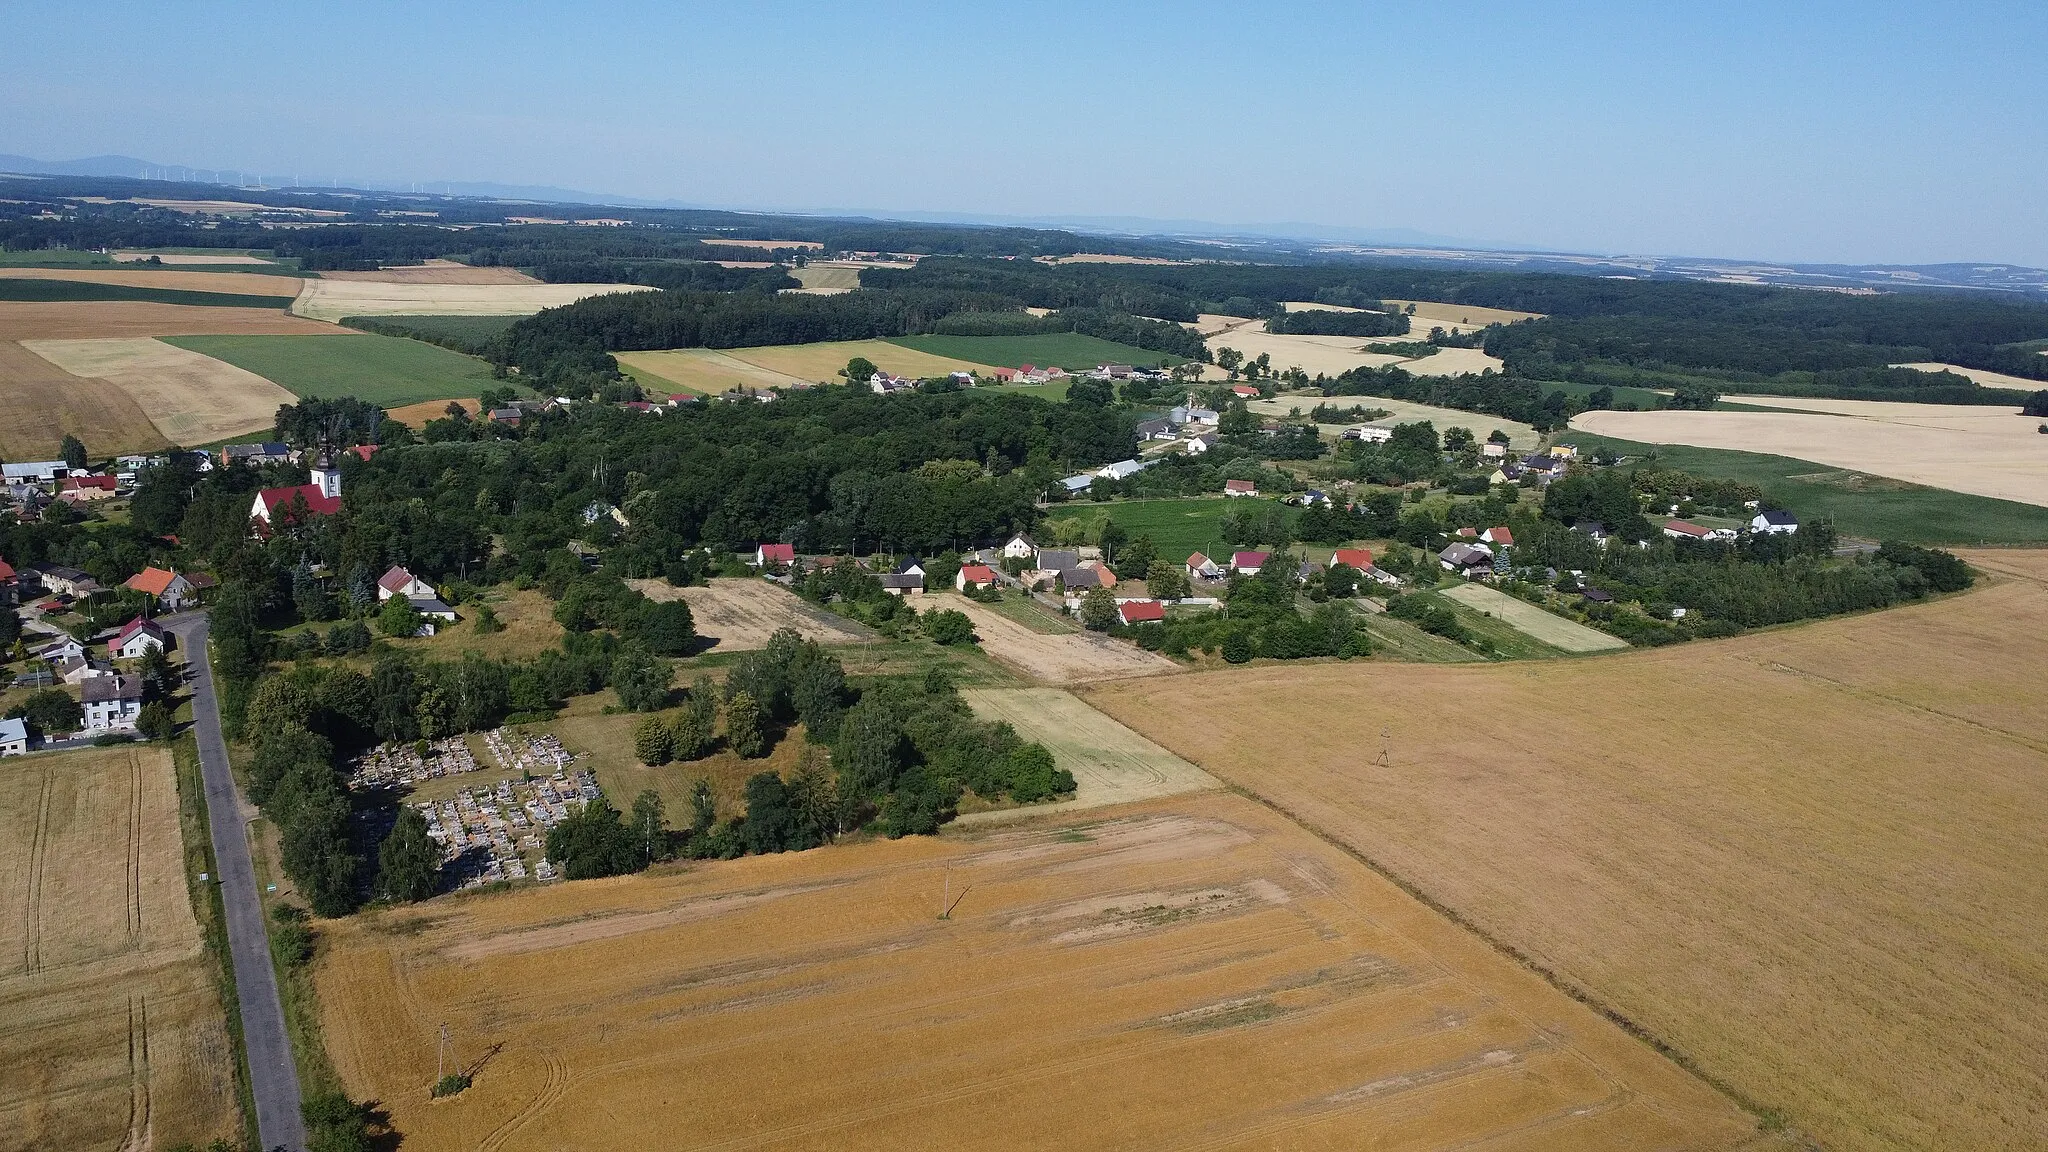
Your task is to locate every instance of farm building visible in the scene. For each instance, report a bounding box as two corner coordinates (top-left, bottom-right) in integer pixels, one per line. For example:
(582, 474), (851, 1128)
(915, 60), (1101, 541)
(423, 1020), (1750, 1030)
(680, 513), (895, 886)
(81, 675), (144, 732)
(0, 717), (27, 757)
(57, 475), (118, 502)
(1061, 567), (1104, 591)
(1170, 406), (1220, 427)
(754, 543), (797, 568)
(222, 441), (295, 469)
(878, 573), (924, 596)
(1135, 418), (1175, 441)
(1752, 510), (1800, 535)
(1231, 550), (1269, 575)
(1481, 442), (1508, 459)
(1035, 549), (1080, 574)
(1118, 599), (1167, 625)
(1186, 552), (1225, 581)
(1664, 520), (1715, 541)
(108, 617), (167, 659)
(1185, 432), (1219, 454)
(956, 564), (997, 592)
(126, 566), (206, 610)
(1224, 479), (1259, 498)
(411, 597), (459, 623)
(1096, 459), (1148, 482)
(3, 460), (71, 482)
(1230, 384), (1260, 398)
(1061, 474), (1095, 494)
(54, 655), (111, 685)
(1581, 586), (1616, 604)
(377, 566), (435, 602)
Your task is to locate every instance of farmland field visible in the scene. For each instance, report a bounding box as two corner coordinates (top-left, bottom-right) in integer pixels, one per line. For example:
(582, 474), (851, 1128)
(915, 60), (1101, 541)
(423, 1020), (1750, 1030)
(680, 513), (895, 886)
(1563, 430), (2048, 544)
(385, 396), (480, 427)
(1041, 497), (1246, 565)
(0, 745), (240, 1151)
(1251, 393), (1541, 450)
(162, 332), (497, 407)
(889, 332), (1185, 370)
(957, 687), (1218, 819)
(1573, 403), (2048, 510)
(0, 276), (297, 309)
(313, 791), (1768, 1152)
(1090, 558), (2048, 1152)
(1437, 582), (1630, 652)
(0, 266), (303, 295)
(318, 262), (537, 284)
(631, 578), (874, 651)
(1382, 299), (1545, 331)
(1889, 361), (2043, 389)
(934, 593), (1179, 683)
(620, 339), (998, 393)
(341, 313), (523, 352)
(0, 301), (334, 340)
(25, 336), (295, 446)
(0, 339), (168, 458)
(617, 348), (808, 394)
(291, 278), (650, 321)
(788, 261), (863, 292)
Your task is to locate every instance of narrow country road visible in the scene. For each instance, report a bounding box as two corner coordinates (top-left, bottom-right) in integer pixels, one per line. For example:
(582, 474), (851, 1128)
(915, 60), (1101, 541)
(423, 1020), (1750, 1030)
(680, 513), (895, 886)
(166, 611), (307, 1152)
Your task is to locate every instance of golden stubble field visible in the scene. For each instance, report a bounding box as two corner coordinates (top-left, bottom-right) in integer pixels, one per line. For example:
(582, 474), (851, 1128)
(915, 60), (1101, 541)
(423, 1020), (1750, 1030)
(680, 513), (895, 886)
(0, 745), (239, 1151)
(631, 578), (874, 650)
(0, 339), (169, 458)
(291, 279), (653, 322)
(315, 791), (1774, 1151)
(620, 340), (999, 393)
(25, 336), (295, 446)
(1088, 553), (2048, 1152)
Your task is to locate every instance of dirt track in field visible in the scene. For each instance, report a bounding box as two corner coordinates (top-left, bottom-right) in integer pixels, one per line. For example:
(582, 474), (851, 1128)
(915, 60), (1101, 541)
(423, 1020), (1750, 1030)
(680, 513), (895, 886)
(934, 593), (1180, 684)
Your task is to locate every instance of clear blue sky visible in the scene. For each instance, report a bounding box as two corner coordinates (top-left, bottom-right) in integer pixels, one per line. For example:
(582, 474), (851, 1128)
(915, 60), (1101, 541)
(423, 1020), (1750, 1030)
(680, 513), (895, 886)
(6, 1), (2043, 265)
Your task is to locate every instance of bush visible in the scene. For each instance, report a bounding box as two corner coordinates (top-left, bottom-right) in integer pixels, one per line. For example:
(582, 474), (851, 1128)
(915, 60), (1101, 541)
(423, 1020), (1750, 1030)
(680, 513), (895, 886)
(726, 690), (766, 758)
(377, 597), (426, 638)
(920, 608), (976, 646)
(471, 604), (503, 634)
(634, 715), (673, 765)
(431, 1072), (472, 1098)
(1219, 629), (1253, 663)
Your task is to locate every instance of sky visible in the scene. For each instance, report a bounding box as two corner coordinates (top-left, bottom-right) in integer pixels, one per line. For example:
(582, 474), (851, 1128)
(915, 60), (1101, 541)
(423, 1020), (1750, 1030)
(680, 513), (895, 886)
(5, 1), (2045, 265)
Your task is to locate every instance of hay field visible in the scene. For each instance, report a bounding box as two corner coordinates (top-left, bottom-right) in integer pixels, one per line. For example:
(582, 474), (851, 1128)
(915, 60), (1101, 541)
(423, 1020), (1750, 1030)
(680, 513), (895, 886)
(1891, 361), (2044, 389)
(617, 348), (805, 394)
(624, 339), (996, 392)
(1572, 404), (2048, 508)
(313, 791), (1768, 1152)
(1249, 395), (1540, 449)
(1402, 345), (1507, 376)
(935, 593), (1179, 683)
(25, 336), (294, 445)
(0, 301), (333, 340)
(386, 396), (480, 426)
(0, 746), (239, 1151)
(1206, 322), (1408, 379)
(1088, 566), (2048, 1152)
(957, 688), (1219, 820)
(631, 578), (873, 650)
(319, 261), (538, 285)
(292, 279), (651, 322)
(1436, 583), (1630, 652)
(788, 262), (863, 293)
(113, 251), (275, 265)
(0, 340), (168, 458)
(1383, 299), (1545, 331)
(0, 266), (300, 295)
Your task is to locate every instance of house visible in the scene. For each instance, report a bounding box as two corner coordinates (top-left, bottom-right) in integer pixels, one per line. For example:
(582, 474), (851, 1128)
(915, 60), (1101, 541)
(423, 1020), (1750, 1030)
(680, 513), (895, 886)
(1480, 526), (1515, 547)
(1664, 519), (1715, 541)
(2, 460), (71, 483)
(1439, 542), (1494, 573)
(82, 675), (144, 731)
(1171, 406), (1220, 427)
(1060, 567), (1103, 591)
(57, 475), (118, 502)
(755, 543), (797, 568)
(1079, 560), (1118, 589)
(125, 566), (202, 610)
(878, 573), (924, 596)
(1134, 417), (1175, 441)
(1184, 431), (1219, 454)
(109, 617), (167, 659)
(36, 635), (87, 666)
(250, 484), (341, 528)
(1331, 548), (1374, 570)
(580, 500), (628, 527)
(1224, 479), (1259, 498)
(1060, 474), (1095, 494)
(1230, 384), (1260, 398)
(1571, 520), (1611, 543)
(955, 564), (997, 592)
(1118, 599), (1166, 625)
(870, 372), (916, 395)
(54, 655), (112, 685)
(992, 367), (1017, 383)
(1295, 560), (1325, 583)
(1035, 549), (1080, 574)
(0, 556), (18, 606)
(895, 557), (927, 580)
(376, 566), (434, 602)
(1343, 426), (1393, 444)
(1751, 510), (1799, 535)
(410, 597), (459, 623)
(1298, 489), (1331, 508)
(1480, 442), (1508, 459)
(1001, 534), (1036, 561)
(487, 407), (524, 426)
(33, 564), (99, 597)
(347, 444), (378, 462)
(1358, 564), (1402, 588)
(1186, 552), (1224, 581)
(0, 717), (27, 757)
(1580, 586), (1615, 604)
(221, 442), (294, 469)
(1096, 458), (1147, 482)
(1231, 550), (1269, 575)
(1519, 453), (1567, 479)
(948, 372), (976, 388)
(1099, 364), (1133, 379)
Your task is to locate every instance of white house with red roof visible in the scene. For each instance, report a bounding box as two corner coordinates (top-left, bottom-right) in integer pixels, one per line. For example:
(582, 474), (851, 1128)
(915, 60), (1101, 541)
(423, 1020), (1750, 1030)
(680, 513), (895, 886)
(754, 543), (796, 568)
(1481, 526), (1515, 547)
(1331, 548), (1374, 570)
(109, 617), (167, 659)
(1231, 550), (1269, 575)
(955, 563), (997, 592)
(1664, 519), (1715, 541)
(1117, 599), (1166, 625)
(377, 565), (435, 602)
(1186, 552), (1225, 581)
(1223, 479), (1258, 497)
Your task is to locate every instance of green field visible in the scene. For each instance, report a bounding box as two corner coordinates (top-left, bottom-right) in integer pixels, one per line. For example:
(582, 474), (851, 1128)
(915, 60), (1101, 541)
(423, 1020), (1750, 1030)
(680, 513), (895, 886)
(887, 333), (1186, 371)
(0, 278), (297, 308)
(162, 333), (498, 407)
(0, 249), (115, 266)
(1042, 496), (1291, 565)
(1536, 378), (1667, 411)
(1569, 432), (2048, 545)
(340, 314), (522, 354)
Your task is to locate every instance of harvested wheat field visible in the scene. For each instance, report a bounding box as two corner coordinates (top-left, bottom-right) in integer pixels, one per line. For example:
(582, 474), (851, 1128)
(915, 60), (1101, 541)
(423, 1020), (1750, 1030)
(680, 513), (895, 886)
(1382, 300), (1545, 332)
(1573, 403), (2048, 508)
(0, 745), (239, 1151)
(24, 336), (294, 445)
(1890, 361), (2044, 389)
(729, 339), (994, 383)
(1088, 562), (2048, 1152)
(1206, 322), (1408, 379)
(957, 688), (1219, 821)
(386, 396), (481, 426)
(1402, 345), (1508, 376)
(1249, 395), (1540, 449)
(292, 278), (652, 322)
(315, 790), (1773, 1152)
(632, 578), (873, 650)
(318, 261), (539, 285)
(0, 340), (168, 458)
(1436, 583), (1629, 652)
(617, 348), (807, 394)
(787, 261), (863, 293)
(0, 265), (302, 295)
(937, 593), (1179, 683)
(113, 251), (275, 265)
(0, 301), (333, 340)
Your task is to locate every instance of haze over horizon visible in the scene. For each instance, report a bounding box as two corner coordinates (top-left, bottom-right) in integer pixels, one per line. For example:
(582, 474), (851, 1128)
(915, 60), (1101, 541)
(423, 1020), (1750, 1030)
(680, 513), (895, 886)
(6, 0), (2044, 267)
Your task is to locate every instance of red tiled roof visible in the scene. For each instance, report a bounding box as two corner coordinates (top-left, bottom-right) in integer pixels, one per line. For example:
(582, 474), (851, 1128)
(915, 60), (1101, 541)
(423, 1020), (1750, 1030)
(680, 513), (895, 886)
(1224, 479), (1257, 493)
(61, 475), (117, 492)
(958, 564), (996, 583)
(1488, 527), (1515, 546)
(1232, 551), (1269, 569)
(348, 444), (378, 460)
(0, 557), (14, 581)
(758, 543), (796, 563)
(1332, 548), (1374, 569)
(125, 567), (178, 596)
(255, 485), (342, 518)
(1665, 519), (1713, 538)
(1118, 599), (1166, 624)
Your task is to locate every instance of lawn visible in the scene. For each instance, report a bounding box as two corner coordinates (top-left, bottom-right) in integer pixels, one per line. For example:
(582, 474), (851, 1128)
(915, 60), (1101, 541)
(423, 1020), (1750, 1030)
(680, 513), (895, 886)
(1042, 496), (1272, 565)
(887, 333), (1187, 371)
(977, 589), (1080, 634)
(1568, 431), (2048, 545)
(0, 278), (297, 308)
(162, 332), (499, 407)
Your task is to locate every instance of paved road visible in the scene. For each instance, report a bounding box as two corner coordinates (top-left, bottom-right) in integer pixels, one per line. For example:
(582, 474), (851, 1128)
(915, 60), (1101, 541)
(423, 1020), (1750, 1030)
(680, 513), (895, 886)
(166, 612), (307, 1152)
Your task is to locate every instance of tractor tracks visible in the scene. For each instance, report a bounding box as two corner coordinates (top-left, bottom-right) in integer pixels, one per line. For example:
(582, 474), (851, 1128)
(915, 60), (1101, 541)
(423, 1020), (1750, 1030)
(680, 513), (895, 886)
(21, 770), (52, 976)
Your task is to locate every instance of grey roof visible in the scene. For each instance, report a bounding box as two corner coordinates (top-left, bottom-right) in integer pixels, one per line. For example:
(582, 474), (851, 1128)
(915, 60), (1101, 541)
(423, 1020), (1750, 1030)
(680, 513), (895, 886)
(1757, 510), (1798, 525)
(1036, 549), (1080, 572)
(895, 557), (926, 575)
(0, 717), (26, 743)
(1061, 474), (1094, 492)
(1440, 543), (1492, 567)
(1135, 418), (1172, 437)
(82, 674), (142, 703)
(1062, 568), (1103, 589)
(878, 573), (923, 589)
(408, 597), (457, 617)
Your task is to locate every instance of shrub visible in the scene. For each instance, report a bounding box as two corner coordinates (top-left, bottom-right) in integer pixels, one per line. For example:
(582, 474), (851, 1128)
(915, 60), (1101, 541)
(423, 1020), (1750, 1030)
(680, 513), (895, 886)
(726, 691), (766, 758)
(634, 715), (673, 765)
(920, 608), (975, 646)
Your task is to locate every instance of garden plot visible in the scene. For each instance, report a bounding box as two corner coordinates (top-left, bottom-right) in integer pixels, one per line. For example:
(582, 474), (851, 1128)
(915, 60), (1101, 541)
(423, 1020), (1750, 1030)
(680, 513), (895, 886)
(936, 594), (1179, 683)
